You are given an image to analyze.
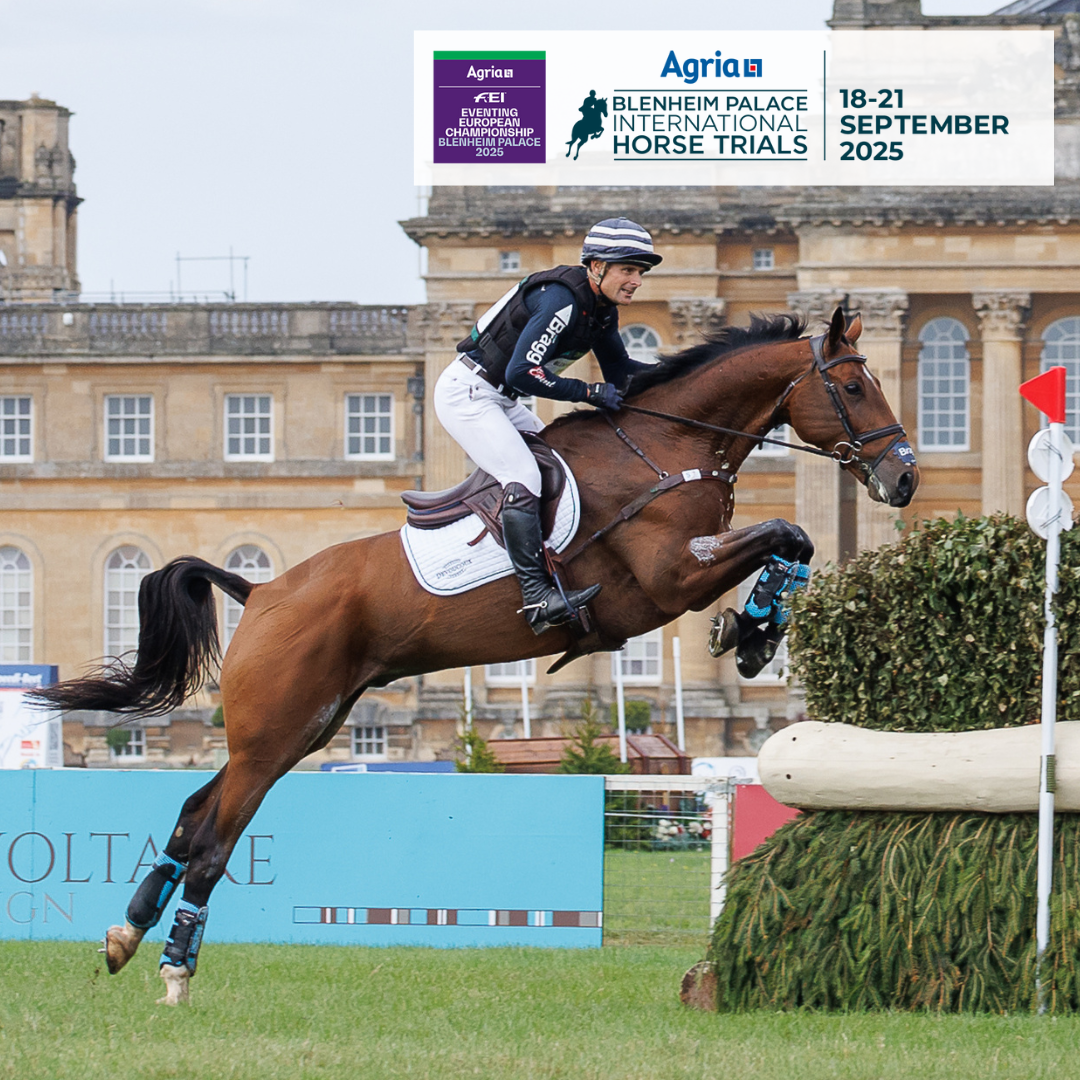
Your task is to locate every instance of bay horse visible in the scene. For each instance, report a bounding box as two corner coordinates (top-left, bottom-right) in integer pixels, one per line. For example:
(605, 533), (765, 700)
(33, 306), (918, 1003)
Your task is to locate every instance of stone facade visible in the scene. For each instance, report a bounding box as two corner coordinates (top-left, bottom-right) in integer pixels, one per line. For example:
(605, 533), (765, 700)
(5, 0), (1080, 769)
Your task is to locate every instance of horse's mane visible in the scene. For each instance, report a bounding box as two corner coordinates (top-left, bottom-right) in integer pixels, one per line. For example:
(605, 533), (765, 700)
(625, 311), (808, 397)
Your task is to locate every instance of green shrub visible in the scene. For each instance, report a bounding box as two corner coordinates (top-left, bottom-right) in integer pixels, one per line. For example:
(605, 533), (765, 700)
(210, 705), (225, 728)
(708, 810), (1080, 1014)
(609, 698), (651, 733)
(788, 513), (1080, 732)
(562, 699), (630, 775)
(104, 727), (131, 752)
(454, 726), (503, 773)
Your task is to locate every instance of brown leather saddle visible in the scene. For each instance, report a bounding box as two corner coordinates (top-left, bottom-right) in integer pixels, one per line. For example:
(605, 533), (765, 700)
(401, 433), (567, 549)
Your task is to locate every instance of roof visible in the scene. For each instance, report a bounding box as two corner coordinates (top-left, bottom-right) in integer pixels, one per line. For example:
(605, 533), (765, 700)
(486, 733), (691, 775)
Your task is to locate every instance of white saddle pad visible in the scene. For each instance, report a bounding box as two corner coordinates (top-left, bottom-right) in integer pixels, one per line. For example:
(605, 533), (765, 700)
(400, 451), (582, 597)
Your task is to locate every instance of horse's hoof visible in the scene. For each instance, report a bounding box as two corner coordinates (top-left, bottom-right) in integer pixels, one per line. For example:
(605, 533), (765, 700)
(103, 921), (146, 975)
(707, 609), (741, 658)
(735, 627), (780, 679)
(157, 964), (190, 1005)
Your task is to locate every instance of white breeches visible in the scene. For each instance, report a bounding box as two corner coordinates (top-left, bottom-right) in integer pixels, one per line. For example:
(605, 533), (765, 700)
(434, 359), (547, 496)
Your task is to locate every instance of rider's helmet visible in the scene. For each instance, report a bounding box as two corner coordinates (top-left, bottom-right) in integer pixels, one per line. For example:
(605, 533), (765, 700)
(581, 218), (663, 269)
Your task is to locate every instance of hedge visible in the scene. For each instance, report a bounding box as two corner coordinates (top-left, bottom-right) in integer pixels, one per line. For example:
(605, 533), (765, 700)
(787, 513), (1080, 732)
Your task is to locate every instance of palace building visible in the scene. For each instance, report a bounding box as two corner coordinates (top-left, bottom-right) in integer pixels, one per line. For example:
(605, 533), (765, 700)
(2, 0), (1079, 767)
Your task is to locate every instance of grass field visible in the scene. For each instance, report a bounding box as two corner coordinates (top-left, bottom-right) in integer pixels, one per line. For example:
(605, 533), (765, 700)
(602, 847), (710, 946)
(2, 940), (1080, 1080)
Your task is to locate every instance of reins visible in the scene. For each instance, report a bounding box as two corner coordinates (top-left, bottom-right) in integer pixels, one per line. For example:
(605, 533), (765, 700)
(560, 332), (909, 564)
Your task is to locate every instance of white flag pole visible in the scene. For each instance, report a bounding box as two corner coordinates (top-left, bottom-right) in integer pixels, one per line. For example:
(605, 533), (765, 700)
(1036, 418), (1064, 1013)
(673, 636), (686, 753)
(520, 664), (531, 739)
(614, 648), (627, 763)
(463, 666), (473, 730)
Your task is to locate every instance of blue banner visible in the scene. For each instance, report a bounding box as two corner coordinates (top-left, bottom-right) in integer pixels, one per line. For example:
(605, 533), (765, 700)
(0, 770), (604, 947)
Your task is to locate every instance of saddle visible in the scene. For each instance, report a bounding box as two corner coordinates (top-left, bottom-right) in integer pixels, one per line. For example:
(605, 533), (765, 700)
(401, 433), (567, 548)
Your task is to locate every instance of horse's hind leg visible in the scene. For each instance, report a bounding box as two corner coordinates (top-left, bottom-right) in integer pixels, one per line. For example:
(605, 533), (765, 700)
(103, 771), (226, 975)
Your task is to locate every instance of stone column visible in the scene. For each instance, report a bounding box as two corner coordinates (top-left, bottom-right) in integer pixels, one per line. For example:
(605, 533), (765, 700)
(973, 291), (1030, 518)
(847, 288), (909, 551)
(416, 302), (478, 492)
(667, 298), (727, 347)
(788, 290), (848, 566)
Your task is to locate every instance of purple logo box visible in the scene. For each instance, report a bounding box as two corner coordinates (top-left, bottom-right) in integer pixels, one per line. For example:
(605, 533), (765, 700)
(434, 51), (545, 165)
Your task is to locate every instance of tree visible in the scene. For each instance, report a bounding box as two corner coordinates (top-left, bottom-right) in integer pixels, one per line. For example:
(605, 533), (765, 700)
(560, 699), (631, 775)
(454, 726), (504, 773)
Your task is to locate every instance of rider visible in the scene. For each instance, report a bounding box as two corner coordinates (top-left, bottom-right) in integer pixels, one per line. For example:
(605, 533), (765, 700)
(434, 217), (663, 635)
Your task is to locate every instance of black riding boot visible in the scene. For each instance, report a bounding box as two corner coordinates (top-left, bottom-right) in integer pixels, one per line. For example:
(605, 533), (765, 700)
(501, 483), (601, 635)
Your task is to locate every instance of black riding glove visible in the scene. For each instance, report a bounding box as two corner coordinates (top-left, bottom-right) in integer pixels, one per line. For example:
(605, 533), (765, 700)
(585, 382), (623, 411)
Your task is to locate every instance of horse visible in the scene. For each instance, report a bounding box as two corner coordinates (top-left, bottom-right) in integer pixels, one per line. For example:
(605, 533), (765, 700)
(33, 306), (918, 1004)
(566, 97), (607, 160)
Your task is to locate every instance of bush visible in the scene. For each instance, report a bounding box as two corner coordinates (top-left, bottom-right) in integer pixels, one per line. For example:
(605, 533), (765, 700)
(609, 698), (651, 733)
(210, 705), (224, 728)
(104, 727), (131, 752)
(788, 513), (1080, 732)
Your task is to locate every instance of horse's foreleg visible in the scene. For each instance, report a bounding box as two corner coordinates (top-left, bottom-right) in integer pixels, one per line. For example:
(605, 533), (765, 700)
(103, 771), (226, 975)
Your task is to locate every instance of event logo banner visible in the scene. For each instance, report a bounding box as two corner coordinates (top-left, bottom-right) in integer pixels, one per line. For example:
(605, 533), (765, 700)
(415, 30), (1054, 186)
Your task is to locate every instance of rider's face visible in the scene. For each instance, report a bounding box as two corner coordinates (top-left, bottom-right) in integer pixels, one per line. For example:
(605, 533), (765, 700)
(592, 261), (645, 305)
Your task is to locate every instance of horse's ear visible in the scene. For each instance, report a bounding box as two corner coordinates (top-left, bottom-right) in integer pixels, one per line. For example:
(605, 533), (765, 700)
(845, 313), (863, 345)
(826, 306), (846, 355)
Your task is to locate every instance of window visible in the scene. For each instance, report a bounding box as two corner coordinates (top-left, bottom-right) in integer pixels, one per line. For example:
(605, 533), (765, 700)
(345, 394), (394, 460)
(749, 424), (792, 458)
(612, 629), (662, 685)
(918, 318), (970, 451)
(224, 394), (273, 461)
(485, 659), (536, 685)
(0, 397), (32, 461)
(223, 545), (273, 647)
(735, 577), (788, 683)
(110, 727), (146, 760)
(499, 250), (521, 273)
(753, 248), (775, 271)
(0, 546), (32, 662)
(1042, 317), (1080, 444)
(104, 395), (153, 461)
(620, 324), (662, 364)
(104, 546), (152, 658)
(352, 725), (386, 759)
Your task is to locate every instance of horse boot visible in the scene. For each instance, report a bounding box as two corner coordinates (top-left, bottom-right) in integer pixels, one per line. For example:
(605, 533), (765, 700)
(500, 482), (601, 635)
(709, 556), (799, 660)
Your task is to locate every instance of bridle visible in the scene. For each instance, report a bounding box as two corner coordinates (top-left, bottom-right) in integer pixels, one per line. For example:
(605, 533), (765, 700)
(619, 331), (909, 483)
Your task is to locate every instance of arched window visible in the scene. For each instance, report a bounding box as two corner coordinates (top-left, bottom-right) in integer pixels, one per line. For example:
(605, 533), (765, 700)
(1042, 317), (1080, 443)
(104, 546), (152, 659)
(619, 324), (662, 364)
(918, 318), (970, 451)
(223, 545), (273, 647)
(0, 546), (32, 662)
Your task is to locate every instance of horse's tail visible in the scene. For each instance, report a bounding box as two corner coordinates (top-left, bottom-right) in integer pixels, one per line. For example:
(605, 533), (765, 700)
(29, 556), (255, 717)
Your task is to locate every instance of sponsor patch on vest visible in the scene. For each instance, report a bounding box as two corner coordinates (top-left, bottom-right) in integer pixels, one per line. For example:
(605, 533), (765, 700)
(525, 304), (574, 366)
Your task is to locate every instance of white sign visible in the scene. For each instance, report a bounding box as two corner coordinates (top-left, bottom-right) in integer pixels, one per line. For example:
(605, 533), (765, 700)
(0, 691), (61, 769)
(415, 30), (1054, 186)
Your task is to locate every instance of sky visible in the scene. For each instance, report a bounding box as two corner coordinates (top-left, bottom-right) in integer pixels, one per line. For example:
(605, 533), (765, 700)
(2, 0), (1001, 306)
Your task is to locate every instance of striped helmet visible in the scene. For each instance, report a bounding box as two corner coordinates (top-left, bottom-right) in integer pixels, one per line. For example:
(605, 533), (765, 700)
(581, 218), (662, 268)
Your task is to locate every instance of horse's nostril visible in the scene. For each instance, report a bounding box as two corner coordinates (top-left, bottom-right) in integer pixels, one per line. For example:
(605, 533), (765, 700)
(897, 471), (913, 498)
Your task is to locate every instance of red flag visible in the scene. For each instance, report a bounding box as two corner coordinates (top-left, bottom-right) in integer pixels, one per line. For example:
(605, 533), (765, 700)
(1020, 367), (1067, 424)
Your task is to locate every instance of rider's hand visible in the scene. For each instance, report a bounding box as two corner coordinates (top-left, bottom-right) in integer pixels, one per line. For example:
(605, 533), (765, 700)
(585, 382), (623, 411)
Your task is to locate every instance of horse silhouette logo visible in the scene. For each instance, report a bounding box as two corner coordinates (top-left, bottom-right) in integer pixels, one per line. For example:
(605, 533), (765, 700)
(566, 91), (607, 160)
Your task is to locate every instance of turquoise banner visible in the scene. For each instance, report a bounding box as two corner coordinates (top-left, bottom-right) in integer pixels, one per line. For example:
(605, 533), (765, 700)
(0, 770), (604, 947)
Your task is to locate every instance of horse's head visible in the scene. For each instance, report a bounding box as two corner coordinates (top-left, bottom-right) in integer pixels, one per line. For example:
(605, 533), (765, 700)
(785, 307), (919, 508)
(599, 98), (608, 117)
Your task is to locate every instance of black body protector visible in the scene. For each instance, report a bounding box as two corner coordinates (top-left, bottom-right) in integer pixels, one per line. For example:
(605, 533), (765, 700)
(456, 265), (613, 390)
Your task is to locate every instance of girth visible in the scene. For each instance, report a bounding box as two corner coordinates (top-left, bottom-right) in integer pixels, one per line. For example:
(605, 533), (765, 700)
(401, 432), (566, 547)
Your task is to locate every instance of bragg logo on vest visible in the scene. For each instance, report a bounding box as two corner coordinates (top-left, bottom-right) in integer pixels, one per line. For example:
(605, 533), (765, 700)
(525, 305), (573, 366)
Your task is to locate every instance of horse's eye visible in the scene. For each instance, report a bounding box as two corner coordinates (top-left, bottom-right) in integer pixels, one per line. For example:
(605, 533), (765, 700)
(844, 381), (862, 395)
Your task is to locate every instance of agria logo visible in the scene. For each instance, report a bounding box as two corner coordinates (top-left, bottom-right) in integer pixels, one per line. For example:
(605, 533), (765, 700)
(661, 50), (762, 84)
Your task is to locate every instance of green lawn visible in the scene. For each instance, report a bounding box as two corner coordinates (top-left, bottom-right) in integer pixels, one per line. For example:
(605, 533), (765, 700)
(603, 847), (711, 946)
(2, 940), (1079, 1080)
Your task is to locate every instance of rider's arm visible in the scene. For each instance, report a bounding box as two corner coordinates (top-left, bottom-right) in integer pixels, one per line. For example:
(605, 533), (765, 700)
(504, 284), (591, 402)
(592, 317), (657, 390)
